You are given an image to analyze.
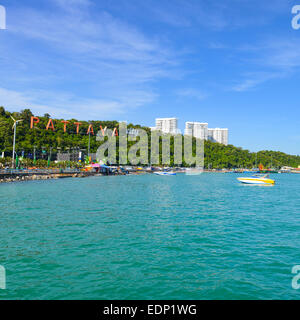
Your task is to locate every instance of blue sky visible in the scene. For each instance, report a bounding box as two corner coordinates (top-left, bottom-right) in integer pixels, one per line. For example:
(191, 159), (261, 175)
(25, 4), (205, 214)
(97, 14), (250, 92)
(0, 0), (300, 154)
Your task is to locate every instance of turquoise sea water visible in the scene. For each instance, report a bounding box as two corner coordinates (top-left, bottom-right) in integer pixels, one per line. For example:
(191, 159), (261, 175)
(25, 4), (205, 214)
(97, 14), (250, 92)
(0, 173), (300, 300)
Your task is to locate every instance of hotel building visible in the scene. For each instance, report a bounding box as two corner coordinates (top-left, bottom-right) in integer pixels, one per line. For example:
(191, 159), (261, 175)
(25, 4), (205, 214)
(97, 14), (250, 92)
(207, 128), (229, 146)
(184, 122), (228, 145)
(184, 122), (208, 140)
(153, 118), (179, 135)
(152, 118), (228, 145)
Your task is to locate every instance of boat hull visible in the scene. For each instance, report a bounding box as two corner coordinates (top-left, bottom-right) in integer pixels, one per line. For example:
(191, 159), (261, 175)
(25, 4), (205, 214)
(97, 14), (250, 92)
(237, 177), (275, 185)
(154, 172), (176, 176)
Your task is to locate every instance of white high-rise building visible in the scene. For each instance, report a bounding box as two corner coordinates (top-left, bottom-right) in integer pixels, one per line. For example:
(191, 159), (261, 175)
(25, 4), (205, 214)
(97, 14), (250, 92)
(184, 122), (208, 140)
(155, 118), (179, 135)
(152, 118), (228, 144)
(207, 128), (228, 146)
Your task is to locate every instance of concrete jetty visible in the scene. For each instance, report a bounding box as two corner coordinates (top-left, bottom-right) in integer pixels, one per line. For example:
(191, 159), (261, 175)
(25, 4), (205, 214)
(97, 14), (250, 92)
(0, 170), (97, 183)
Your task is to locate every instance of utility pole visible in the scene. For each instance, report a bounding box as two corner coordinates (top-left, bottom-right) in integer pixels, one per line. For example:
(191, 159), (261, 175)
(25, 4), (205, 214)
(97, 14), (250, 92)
(11, 116), (23, 168)
(88, 131), (91, 156)
(12, 122), (16, 168)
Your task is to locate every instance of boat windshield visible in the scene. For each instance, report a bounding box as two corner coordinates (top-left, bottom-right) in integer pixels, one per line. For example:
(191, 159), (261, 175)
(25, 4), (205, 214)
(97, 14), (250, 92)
(252, 174), (269, 178)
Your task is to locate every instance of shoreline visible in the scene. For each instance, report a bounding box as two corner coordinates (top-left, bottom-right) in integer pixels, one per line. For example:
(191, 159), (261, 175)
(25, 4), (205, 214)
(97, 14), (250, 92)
(0, 171), (147, 184)
(0, 172), (100, 184)
(1, 169), (298, 184)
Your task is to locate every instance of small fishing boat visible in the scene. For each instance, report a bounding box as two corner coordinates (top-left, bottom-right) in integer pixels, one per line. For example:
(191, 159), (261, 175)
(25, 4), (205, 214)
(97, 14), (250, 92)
(154, 171), (176, 176)
(237, 174), (275, 185)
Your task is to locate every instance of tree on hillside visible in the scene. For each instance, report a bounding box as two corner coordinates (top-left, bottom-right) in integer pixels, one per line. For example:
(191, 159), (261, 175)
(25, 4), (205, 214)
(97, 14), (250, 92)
(0, 107), (299, 168)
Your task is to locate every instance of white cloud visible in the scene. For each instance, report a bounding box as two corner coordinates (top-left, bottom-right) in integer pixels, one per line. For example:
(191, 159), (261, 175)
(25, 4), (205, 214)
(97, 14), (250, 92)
(54, 0), (91, 7)
(232, 72), (284, 92)
(230, 37), (300, 91)
(0, 0), (178, 119)
(139, 0), (294, 30)
(0, 87), (76, 118)
(176, 88), (207, 100)
(0, 86), (156, 120)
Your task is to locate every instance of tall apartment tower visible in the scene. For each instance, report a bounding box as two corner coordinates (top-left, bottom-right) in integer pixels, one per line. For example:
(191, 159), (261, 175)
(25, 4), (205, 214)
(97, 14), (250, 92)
(184, 122), (208, 140)
(155, 118), (179, 135)
(208, 128), (228, 146)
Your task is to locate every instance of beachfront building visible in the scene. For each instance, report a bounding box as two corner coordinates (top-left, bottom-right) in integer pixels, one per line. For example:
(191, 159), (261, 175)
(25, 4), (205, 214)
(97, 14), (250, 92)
(207, 128), (229, 145)
(154, 118), (179, 135)
(184, 122), (208, 140)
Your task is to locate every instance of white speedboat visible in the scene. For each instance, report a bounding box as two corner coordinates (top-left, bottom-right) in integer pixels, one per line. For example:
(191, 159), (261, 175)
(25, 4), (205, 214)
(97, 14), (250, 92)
(154, 171), (176, 176)
(237, 174), (275, 185)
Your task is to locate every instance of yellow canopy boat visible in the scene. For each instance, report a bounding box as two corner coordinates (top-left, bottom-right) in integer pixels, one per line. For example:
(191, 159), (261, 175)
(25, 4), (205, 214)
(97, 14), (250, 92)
(237, 174), (275, 185)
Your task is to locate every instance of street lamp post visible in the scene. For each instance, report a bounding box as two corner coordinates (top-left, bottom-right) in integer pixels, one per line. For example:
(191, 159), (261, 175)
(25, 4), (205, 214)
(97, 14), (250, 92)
(11, 116), (23, 168)
(88, 131), (91, 156)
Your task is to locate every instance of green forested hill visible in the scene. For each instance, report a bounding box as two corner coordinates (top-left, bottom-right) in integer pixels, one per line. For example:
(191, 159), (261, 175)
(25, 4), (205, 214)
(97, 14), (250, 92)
(0, 107), (120, 154)
(204, 140), (300, 169)
(0, 106), (300, 169)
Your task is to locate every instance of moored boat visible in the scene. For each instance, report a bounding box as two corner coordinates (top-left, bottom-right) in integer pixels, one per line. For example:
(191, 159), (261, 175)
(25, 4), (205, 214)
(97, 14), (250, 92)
(154, 171), (176, 176)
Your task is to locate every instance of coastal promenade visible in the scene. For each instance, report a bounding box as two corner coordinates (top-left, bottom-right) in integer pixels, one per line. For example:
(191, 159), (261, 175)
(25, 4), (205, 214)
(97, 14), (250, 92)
(0, 166), (143, 183)
(0, 169), (95, 183)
